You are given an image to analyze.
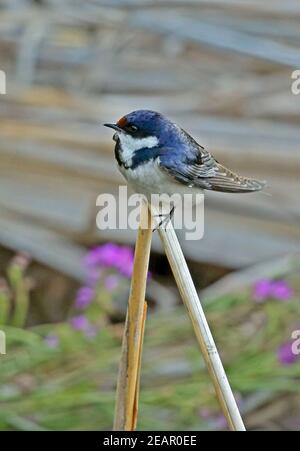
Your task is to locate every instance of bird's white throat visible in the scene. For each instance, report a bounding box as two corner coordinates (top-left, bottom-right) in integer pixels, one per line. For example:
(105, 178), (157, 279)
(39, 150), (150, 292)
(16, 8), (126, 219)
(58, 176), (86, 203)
(118, 133), (159, 165)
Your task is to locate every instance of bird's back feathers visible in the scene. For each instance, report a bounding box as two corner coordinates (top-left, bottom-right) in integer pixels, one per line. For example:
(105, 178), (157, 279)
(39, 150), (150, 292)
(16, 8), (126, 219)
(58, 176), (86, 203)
(159, 128), (266, 194)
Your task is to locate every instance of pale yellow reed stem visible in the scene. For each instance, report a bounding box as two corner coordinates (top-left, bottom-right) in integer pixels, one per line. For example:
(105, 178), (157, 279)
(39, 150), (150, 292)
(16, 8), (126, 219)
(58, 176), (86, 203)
(113, 202), (152, 431)
(156, 217), (245, 431)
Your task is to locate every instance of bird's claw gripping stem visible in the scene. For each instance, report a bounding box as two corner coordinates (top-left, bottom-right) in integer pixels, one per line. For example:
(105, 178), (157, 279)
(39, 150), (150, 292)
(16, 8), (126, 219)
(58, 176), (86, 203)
(152, 205), (175, 232)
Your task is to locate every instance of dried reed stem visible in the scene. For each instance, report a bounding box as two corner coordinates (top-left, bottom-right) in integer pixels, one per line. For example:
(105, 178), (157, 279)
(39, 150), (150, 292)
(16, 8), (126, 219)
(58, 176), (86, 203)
(113, 202), (152, 431)
(156, 219), (245, 431)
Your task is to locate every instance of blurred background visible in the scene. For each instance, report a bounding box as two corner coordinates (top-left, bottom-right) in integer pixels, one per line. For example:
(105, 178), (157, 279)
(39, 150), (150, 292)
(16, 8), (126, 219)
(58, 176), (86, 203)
(0, 0), (300, 431)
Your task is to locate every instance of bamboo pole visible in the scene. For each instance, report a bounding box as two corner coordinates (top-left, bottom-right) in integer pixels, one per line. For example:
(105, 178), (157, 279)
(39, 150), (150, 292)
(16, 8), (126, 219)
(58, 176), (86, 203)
(113, 202), (152, 431)
(156, 220), (246, 431)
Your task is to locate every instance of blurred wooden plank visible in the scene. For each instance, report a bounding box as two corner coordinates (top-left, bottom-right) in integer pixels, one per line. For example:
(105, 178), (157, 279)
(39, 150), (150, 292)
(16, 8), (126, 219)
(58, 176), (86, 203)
(0, 132), (299, 224)
(0, 2), (299, 271)
(0, 212), (86, 282)
(0, 201), (298, 272)
(201, 254), (298, 301)
(0, 175), (95, 233)
(95, 0), (300, 16)
(0, 138), (118, 181)
(1, 76), (296, 121)
(1, 113), (300, 171)
(201, 14), (300, 42)
(95, 210), (300, 268)
(245, 91), (300, 120)
(188, 210), (300, 267)
(131, 12), (300, 67)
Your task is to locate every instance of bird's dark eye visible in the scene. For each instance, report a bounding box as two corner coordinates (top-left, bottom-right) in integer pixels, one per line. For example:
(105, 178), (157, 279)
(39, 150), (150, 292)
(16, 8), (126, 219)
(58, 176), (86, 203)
(127, 124), (138, 133)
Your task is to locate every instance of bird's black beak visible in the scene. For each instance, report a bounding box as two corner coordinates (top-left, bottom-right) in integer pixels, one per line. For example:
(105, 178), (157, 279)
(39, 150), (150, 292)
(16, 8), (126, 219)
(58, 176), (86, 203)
(103, 123), (123, 132)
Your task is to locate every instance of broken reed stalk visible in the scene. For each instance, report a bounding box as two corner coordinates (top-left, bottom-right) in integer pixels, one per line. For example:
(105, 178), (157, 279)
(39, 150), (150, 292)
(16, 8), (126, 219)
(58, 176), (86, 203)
(113, 202), (152, 431)
(155, 218), (246, 432)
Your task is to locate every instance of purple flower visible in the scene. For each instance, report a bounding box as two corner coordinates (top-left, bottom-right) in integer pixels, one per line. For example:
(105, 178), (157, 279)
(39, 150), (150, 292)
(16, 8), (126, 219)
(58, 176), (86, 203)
(277, 341), (299, 366)
(104, 275), (119, 291)
(84, 243), (134, 278)
(253, 279), (273, 302)
(271, 280), (294, 301)
(115, 247), (134, 277)
(253, 279), (294, 303)
(84, 244), (122, 268)
(70, 315), (90, 331)
(75, 286), (94, 309)
(83, 243), (153, 280)
(69, 315), (98, 338)
(44, 335), (59, 349)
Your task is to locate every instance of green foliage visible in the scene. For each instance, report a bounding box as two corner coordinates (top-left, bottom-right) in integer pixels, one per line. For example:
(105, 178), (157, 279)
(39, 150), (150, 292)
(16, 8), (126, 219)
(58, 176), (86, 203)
(0, 257), (299, 430)
(0, 256), (31, 328)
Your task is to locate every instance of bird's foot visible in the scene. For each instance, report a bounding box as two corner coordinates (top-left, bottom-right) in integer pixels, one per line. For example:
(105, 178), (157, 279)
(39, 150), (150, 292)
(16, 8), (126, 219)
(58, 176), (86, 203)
(152, 205), (175, 232)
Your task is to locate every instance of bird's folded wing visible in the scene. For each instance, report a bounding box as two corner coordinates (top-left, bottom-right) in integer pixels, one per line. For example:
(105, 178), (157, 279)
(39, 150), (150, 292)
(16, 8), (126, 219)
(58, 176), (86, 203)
(159, 149), (266, 193)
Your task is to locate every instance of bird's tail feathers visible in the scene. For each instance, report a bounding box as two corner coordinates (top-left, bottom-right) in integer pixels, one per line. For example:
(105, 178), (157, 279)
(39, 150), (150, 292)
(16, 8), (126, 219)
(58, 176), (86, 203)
(207, 164), (266, 193)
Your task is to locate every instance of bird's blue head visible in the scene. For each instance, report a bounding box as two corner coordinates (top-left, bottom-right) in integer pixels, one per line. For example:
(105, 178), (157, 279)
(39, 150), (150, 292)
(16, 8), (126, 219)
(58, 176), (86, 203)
(104, 110), (182, 149)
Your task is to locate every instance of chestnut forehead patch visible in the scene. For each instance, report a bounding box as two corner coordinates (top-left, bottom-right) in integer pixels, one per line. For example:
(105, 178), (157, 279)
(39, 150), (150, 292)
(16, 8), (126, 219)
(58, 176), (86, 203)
(117, 116), (128, 128)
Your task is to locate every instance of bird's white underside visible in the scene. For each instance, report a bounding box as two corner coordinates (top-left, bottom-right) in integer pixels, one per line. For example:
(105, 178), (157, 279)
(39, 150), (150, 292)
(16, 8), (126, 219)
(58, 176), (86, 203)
(117, 131), (203, 213)
(120, 157), (203, 211)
